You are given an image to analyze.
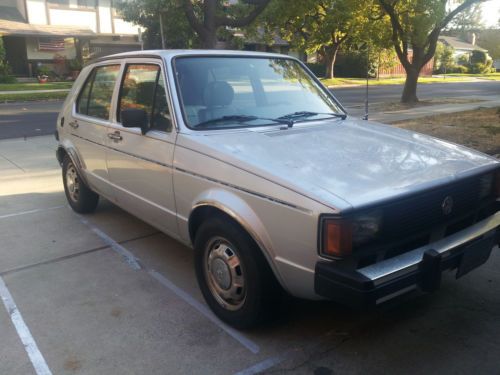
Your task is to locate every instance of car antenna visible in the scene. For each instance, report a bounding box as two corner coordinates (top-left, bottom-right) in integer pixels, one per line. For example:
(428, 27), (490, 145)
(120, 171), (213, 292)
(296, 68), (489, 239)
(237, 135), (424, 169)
(363, 43), (369, 121)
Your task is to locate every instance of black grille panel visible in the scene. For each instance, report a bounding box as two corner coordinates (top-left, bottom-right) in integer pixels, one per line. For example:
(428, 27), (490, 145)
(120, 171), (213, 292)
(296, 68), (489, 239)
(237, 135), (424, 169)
(380, 176), (482, 241)
(354, 170), (498, 264)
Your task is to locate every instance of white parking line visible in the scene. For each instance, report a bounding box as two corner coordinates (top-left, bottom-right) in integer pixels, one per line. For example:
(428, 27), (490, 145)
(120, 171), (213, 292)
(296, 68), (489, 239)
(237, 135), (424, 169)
(149, 270), (260, 354)
(0, 206), (65, 220)
(76, 214), (260, 354)
(77, 216), (142, 270)
(233, 355), (285, 375)
(0, 277), (53, 375)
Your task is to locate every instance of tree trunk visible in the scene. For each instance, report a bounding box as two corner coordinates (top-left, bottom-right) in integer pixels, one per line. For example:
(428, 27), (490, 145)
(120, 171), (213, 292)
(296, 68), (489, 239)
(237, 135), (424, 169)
(324, 45), (339, 79)
(200, 29), (217, 49)
(401, 67), (420, 103)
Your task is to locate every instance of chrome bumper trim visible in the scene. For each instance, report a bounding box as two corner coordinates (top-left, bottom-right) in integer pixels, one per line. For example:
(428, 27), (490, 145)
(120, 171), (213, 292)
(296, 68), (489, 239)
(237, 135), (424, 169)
(359, 212), (500, 286)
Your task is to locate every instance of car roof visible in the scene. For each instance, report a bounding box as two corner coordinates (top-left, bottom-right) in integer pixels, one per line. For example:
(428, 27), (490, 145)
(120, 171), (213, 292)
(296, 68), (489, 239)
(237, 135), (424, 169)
(90, 49), (292, 64)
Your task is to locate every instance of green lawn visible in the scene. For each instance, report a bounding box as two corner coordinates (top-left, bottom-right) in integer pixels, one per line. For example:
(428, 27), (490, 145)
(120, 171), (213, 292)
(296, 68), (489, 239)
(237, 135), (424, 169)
(0, 91), (69, 102)
(0, 82), (73, 91)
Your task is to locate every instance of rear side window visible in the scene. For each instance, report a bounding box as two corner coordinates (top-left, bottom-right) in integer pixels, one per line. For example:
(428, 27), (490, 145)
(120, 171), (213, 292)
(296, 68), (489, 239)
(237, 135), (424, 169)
(76, 64), (120, 120)
(118, 64), (172, 132)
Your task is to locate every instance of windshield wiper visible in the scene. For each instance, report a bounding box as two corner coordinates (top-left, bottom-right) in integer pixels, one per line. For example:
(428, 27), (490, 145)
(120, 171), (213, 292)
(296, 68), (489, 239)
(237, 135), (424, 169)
(278, 111), (347, 124)
(195, 115), (293, 129)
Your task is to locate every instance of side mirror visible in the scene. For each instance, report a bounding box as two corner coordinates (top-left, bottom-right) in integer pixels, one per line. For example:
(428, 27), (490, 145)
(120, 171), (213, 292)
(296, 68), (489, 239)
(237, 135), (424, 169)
(121, 108), (148, 135)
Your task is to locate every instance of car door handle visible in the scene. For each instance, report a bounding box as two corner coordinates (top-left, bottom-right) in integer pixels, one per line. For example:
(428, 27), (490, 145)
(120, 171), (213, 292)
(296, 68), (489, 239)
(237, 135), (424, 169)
(108, 131), (123, 141)
(68, 121), (79, 129)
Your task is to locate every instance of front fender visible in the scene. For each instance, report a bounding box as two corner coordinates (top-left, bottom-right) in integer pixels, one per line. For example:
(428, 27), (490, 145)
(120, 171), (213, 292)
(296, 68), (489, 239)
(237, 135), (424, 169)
(189, 188), (289, 292)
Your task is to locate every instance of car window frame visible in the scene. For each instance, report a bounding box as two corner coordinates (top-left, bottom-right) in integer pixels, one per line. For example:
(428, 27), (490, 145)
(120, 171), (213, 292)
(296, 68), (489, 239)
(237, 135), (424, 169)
(115, 60), (173, 135)
(103, 57), (177, 143)
(73, 61), (122, 125)
(114, 61), (174, 134)
(171, 54), (348, 132)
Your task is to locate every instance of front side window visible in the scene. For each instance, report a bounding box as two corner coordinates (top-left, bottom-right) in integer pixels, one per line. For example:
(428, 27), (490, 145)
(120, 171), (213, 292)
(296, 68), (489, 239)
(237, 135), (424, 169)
(173, 57), (344, 130)
(76, 64), (120, 120)
(118, 64), (172, 132)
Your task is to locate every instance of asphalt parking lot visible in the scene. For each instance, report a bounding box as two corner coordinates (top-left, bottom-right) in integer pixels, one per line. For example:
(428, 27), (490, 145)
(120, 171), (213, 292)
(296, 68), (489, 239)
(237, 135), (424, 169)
(1, 135), (499, 375)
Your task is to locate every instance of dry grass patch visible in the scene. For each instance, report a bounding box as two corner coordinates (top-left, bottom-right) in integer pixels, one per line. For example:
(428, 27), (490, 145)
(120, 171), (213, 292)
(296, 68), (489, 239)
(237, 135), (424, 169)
(393, 107), (500, 155)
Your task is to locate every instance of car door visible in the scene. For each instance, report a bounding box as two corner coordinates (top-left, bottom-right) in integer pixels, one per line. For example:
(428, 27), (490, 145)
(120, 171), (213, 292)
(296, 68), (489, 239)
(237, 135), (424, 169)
(105, 59), (178, 236)
(71, 63), (121, 197)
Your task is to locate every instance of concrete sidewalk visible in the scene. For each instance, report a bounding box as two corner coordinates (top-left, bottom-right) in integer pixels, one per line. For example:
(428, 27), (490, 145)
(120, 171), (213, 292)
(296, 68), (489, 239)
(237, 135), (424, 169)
(347, 95), (500, 123)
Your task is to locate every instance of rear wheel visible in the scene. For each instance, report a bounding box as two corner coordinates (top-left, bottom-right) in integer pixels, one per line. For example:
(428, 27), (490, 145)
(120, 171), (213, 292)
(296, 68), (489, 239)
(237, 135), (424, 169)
(194, 216), (281, 328)
(63, 155), (99, 213)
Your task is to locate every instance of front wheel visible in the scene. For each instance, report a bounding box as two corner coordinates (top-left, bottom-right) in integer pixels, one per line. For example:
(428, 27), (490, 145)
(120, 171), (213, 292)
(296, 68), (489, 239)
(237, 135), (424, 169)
(62, 155), (99, 213)
(194, 216), (281, 329)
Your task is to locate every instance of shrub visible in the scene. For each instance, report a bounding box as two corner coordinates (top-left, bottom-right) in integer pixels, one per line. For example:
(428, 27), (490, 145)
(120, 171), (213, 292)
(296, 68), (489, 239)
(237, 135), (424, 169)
(68, 59), (83, 71)
(305, 63), (326, 78)
(0, 37), (15, 83)
(471, 50), (488, 65)
(453, 65), (469, 74)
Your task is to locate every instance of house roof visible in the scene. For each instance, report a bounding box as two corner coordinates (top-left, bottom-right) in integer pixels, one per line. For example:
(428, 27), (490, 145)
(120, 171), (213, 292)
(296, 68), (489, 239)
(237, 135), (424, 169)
(439, 35), (487, 52)
(0, 19), (95, 37)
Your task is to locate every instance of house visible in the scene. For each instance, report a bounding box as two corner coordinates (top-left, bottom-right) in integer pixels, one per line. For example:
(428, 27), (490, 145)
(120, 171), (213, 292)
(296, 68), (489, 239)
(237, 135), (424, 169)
(439, 34), (489, 62)
(0, 0), (141, 77)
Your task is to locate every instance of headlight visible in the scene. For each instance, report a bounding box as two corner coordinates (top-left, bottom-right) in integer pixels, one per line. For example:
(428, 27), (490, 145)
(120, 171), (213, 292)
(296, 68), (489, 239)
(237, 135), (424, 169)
(320, 209), (383, 259)
(351, 210), (383, 246)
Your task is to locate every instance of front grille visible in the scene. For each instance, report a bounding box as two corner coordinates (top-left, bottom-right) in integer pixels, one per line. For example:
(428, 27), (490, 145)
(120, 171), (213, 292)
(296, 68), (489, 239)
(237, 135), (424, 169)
(355, 170), (498, 267)
(380, 175), (483, 241)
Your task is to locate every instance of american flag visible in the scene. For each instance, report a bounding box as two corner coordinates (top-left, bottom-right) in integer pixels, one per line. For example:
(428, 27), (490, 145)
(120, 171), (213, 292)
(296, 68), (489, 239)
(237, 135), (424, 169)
(38, 37), (65, 51)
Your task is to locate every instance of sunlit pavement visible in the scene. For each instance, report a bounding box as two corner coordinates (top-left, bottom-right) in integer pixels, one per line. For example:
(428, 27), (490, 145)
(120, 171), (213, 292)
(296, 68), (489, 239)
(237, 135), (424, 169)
(0, 135), (499, 374)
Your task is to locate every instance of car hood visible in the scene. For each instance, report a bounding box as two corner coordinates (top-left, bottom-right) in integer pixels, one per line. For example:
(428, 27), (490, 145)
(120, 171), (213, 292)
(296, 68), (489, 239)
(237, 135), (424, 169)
(178, 118), (499, 211)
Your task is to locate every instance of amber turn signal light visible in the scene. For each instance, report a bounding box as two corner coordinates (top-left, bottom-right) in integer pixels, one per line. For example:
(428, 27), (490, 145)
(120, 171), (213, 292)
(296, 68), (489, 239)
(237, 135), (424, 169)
(322, 219), (352, 258)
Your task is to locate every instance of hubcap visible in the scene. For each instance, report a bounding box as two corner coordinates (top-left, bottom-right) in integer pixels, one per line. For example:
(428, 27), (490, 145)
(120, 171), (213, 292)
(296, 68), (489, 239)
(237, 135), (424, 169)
(205, 238), (246, 311)
(66, 165), (80, 203)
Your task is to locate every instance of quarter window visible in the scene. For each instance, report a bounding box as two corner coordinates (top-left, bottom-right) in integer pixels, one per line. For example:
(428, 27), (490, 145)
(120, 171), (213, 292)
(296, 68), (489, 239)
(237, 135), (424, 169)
(118, 64), (172, 132)
(76, 65), (120, 120)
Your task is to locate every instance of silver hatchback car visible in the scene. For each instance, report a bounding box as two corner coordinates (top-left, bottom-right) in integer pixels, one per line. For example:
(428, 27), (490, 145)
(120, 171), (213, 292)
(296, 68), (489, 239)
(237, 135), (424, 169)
(56, 50), (500, 328)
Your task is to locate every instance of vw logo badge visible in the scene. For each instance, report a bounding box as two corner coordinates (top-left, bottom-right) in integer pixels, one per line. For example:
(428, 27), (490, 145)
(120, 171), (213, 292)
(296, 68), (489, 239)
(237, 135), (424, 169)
(442, 196), (454, 215)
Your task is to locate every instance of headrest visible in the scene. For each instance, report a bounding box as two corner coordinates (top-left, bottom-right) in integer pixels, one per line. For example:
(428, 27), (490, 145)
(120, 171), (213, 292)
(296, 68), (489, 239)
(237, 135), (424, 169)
(203, 81), (234, 107)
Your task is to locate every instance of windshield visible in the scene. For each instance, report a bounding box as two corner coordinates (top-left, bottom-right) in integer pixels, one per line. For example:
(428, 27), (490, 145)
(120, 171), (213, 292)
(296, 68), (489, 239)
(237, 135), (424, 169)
(173, 56), (345, 130)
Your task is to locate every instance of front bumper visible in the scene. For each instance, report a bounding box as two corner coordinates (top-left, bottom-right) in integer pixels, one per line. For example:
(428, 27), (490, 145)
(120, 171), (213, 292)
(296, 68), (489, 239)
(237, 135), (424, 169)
(315, 212), (500, 308)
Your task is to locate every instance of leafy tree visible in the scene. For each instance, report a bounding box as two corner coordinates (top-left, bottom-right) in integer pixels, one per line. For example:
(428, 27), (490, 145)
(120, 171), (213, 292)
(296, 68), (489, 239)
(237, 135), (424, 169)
(447, 3), (484, 31)
(478, 29), (500, 60)
(470, 49), (493, 73)
(434, 41), (455, 72)
(118, 0), (197, 49)
(254, 0), (382, 79)
(181, 0), (271, 49)
(377, 0), (487, 103)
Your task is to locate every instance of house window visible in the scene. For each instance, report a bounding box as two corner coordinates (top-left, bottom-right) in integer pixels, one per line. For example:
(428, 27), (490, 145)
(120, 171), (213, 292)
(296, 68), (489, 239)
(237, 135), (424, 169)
(77, 0), (96, 8)
(47, 0), (96, 8)
(47, 0), (70, 5)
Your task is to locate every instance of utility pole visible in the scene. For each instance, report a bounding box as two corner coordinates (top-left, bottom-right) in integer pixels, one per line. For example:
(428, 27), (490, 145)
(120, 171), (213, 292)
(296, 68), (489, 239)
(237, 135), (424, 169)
(159, 12), (165, 49)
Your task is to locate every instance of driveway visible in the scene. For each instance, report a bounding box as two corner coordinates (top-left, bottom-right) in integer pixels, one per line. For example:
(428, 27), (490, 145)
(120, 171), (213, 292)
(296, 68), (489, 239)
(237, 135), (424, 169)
(0, 135), (499, 374)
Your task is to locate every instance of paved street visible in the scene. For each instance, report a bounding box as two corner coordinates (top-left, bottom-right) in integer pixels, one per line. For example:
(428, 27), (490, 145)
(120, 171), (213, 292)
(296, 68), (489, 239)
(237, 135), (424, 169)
(1, 81), (499, 140)
(333, 80), (500, 108)
(0, 101), (62, 140)
(0, 133), (499, 374)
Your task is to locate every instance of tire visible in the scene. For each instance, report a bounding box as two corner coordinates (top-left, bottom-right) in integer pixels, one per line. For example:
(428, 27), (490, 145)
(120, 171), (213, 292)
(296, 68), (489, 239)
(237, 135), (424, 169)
(62, 155), (99, 213)
(194, 216), (282, 329)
